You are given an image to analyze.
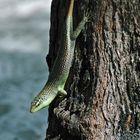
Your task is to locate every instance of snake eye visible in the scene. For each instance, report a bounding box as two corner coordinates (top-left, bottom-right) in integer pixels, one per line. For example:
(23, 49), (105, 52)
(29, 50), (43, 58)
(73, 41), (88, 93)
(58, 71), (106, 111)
(32, 97), (41, 107)
(36, 101), (40, 107)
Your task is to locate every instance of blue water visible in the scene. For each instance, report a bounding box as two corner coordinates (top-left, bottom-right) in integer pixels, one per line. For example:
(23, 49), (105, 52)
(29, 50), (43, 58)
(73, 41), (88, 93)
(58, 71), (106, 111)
(0, 0), (51, 139)
(0, 52), (49, 140)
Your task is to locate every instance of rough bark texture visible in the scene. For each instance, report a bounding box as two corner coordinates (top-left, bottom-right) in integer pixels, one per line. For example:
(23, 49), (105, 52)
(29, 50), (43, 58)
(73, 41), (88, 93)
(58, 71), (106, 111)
(45, 0), (140, 139)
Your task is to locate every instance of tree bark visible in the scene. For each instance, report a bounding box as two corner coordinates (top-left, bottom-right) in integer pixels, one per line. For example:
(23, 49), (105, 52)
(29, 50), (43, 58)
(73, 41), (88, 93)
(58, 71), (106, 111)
(45, 0), (140, 139)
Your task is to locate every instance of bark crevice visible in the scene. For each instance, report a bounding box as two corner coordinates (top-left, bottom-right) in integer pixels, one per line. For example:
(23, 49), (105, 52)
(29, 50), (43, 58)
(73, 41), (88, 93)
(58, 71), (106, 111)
(46, 0), (140, 139)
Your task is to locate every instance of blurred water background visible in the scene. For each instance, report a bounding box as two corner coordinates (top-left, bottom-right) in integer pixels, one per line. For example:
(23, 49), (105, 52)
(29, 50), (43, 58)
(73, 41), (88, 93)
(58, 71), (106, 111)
(0, 0), (51, 139)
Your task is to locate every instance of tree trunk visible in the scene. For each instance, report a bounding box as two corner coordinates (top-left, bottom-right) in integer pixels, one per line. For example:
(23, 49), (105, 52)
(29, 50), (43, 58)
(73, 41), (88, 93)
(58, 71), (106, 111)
(45, 0), (140, 139)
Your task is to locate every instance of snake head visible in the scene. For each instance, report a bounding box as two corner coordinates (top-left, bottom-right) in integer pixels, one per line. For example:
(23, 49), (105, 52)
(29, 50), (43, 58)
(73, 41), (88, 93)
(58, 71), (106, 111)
(30, 95), (51, 113)
(30, 93), (57, 113)
(30, 96), (44, 113)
